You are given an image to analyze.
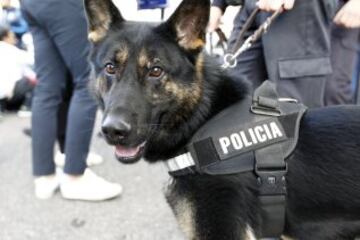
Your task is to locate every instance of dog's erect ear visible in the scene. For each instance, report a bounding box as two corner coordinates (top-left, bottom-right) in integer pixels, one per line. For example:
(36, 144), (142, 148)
(160, 0), (210, 51)
(84, 0), (124, 43)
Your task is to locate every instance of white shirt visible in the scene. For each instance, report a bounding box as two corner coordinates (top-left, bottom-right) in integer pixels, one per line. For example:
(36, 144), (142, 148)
(0, 41), (34, 99)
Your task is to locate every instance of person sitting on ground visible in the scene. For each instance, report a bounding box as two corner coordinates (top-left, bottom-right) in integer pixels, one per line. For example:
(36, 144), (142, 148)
(0, 25), (35, 113)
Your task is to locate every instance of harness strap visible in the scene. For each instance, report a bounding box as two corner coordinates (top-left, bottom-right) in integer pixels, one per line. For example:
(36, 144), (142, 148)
(166, 152), (195, 172)
(252, 81), (287, 237)
(256, 144), (286, 170)
(165, 113), (296, 175)
(255, 145), (287, 237)
(259, 195), (286, 237)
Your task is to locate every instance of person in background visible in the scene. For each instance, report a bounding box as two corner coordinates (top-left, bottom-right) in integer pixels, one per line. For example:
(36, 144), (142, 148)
(21, 0), (122, 200)
(0, 25), (35, 114)
(1, 0), (28, 48)
(209, 0), (338, 108)
(325, 0), (360, 105)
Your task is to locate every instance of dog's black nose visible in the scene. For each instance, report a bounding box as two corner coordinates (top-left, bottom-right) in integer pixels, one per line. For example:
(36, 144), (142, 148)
(102, 114), (132, 141)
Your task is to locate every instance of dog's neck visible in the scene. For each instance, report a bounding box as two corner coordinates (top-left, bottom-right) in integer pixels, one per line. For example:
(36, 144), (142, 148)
(144, 56), (248, 162)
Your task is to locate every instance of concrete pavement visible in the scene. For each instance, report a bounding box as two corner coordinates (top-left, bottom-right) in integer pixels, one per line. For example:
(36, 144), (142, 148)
(0, 113), (184, 240)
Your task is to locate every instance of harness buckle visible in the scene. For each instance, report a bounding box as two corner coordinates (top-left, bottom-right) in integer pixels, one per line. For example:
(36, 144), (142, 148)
(251, 95), (282, 116)
(255, 165), (287, 196)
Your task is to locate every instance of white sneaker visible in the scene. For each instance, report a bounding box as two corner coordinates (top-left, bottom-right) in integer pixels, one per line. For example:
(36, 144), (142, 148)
(54, 151), (104, 167)
(34, 174), (60, 199)
(60, 169), (122, 201)
(17, 110), (32, 118)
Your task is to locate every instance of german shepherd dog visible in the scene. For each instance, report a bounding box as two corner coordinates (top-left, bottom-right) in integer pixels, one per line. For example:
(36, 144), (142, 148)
(84, 0), (360, 239)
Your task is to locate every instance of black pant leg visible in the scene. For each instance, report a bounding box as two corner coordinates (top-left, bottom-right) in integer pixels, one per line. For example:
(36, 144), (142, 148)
(6, 78), (34, 110)
(325, 26), (360, 106)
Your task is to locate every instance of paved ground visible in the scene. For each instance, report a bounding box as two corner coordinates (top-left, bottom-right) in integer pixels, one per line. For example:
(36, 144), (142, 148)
(0, 113), (185, 240)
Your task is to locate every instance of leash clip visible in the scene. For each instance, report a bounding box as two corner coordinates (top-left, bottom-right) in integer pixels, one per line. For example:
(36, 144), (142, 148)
(222, 54), (237, 69)
(221, 7), (283, 70)
(222, 36), (253, 69)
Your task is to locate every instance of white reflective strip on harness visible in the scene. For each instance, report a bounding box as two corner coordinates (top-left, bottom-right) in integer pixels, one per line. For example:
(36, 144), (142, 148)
(165, 152), (195, 172)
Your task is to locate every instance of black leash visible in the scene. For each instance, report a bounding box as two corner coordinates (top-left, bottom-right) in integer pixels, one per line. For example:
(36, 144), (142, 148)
(222, 7), (283, 69)
(209, 28), (228, 56)
(231, 7), (260, 54)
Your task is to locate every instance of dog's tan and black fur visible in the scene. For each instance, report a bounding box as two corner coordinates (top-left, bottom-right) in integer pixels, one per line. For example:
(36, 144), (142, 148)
(84, 0), (360, 239)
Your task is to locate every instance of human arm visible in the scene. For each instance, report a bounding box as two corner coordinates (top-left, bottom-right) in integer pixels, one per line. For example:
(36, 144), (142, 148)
(208, 5), (224, 32)
(208, 0), (228, 32)
(334, 0), (360, 28)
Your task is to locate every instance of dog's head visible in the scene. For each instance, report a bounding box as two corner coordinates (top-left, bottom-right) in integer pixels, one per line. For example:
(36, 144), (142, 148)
(85, 0), (211, 163)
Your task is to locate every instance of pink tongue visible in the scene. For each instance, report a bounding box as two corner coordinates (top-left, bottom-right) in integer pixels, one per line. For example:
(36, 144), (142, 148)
(115, 145), (140, 158)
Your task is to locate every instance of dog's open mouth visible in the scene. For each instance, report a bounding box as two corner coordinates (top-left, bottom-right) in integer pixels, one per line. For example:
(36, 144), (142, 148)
(115, 142), (146, 164)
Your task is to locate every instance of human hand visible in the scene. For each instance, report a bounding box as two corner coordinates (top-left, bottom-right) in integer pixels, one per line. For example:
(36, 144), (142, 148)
(256, 0), (295, 12)
(334, 0), (360, 28)
(208, 6), (223, 32)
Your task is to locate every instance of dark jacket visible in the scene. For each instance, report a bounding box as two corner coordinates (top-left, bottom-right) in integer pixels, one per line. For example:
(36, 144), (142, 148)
(226, 0), (339, 107)
(212, 0), (227, 12)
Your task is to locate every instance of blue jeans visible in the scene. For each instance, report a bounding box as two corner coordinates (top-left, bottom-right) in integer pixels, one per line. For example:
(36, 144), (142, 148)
(21, 0), (97, 176)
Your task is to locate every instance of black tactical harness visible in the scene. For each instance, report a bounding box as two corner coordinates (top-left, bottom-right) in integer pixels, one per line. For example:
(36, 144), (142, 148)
(165, 81), (307, 238)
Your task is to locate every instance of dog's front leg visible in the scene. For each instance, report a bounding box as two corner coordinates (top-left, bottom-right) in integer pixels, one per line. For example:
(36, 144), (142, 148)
(170, 196), (198, 240)
(166, 175), (260, 240)
(169, 195), (258, 240)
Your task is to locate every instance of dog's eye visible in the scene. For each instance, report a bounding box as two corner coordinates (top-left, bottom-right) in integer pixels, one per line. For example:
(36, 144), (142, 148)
(148, 66), (163, 78)
(105, 63), (116, 75)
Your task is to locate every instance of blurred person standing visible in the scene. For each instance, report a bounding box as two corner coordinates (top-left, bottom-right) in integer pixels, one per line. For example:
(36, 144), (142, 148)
(325, 0), (360, 105)
(209, 0), (338, 108)
(0, 25), (34, 112)
(21, 0), (122, 200)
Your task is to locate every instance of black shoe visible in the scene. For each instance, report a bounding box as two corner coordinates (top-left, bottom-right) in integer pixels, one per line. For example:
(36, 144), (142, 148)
(23, 128), (31, 137)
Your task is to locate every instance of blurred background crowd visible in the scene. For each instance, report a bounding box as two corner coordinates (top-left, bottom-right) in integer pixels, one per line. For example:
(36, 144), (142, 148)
(0, 0), (183, 118)
(0, 0), (359, 117)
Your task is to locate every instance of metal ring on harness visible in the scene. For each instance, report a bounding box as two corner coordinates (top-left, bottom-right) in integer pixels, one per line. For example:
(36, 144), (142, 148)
(222, 53), (238, 69)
